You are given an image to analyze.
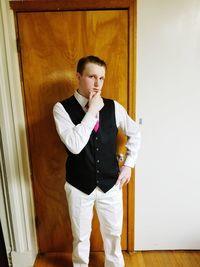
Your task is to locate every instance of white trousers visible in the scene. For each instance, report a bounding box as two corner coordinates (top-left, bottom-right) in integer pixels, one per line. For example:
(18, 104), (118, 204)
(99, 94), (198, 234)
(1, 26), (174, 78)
(64, 182), (124, 267)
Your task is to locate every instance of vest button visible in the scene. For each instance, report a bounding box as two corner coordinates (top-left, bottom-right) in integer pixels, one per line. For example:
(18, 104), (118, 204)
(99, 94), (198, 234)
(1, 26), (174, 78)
(96, 159), (100, 163)
(96, 148), (99, 151)
(97, 180), (99, 184)
(95, 137), (98, 140)
(96, 170), (100, 173)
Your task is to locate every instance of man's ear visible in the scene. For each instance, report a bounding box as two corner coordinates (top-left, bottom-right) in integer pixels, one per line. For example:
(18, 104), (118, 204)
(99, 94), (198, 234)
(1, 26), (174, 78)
(76, 72), (81, 81)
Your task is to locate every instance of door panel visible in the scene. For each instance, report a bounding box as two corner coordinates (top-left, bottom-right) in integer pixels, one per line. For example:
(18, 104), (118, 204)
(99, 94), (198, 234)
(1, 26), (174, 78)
(17, 10), (128, 252)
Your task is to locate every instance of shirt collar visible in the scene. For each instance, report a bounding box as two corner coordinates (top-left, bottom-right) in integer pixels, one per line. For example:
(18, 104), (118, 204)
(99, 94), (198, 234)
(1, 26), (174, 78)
(74, 90), (88, 108)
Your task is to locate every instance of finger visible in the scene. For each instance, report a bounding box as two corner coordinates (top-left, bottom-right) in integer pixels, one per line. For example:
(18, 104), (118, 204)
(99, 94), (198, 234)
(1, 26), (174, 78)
(116, 172), (123, 185)
(89, 91), (94, 100)
(116, 176), (123, 186)
(95, 90), (101, 96)
(117, 176), (125, 188)
(124, 177), (130, 185)
(115, 178), (121, 186)
(119, 178), (126, 189)
(120, 176), (131, 188)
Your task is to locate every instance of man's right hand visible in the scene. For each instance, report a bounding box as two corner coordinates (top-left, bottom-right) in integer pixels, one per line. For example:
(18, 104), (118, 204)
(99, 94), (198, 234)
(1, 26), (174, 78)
(88, 91), (104, 116)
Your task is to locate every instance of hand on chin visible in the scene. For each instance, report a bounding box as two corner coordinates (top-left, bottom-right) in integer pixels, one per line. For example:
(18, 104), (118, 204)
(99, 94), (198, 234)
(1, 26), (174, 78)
(92, 88), (101, 94)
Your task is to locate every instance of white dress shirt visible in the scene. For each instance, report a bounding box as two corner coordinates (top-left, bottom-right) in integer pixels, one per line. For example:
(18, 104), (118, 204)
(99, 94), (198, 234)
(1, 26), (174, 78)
(53, 90), (141, 168)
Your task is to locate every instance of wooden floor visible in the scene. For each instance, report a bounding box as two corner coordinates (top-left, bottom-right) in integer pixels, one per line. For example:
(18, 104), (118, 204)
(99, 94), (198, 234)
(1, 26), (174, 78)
(34, 251), (200, 267)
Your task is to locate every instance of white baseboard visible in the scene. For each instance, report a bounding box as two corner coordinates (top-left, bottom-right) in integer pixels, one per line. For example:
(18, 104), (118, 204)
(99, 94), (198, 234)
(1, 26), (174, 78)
(11, 251), (37, 267)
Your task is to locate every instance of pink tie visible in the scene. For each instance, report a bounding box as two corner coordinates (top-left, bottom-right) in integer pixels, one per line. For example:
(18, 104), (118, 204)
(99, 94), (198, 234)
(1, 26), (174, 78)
(93, 119), (99, 132)
(85, 102), (99, 132)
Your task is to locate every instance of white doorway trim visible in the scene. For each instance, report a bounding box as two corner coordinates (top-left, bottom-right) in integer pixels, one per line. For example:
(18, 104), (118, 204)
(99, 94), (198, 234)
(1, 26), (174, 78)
(0, 1), (37, 266)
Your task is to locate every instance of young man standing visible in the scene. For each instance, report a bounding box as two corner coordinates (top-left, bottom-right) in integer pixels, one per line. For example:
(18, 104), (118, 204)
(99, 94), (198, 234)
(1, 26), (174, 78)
(53, 55), (141, 267)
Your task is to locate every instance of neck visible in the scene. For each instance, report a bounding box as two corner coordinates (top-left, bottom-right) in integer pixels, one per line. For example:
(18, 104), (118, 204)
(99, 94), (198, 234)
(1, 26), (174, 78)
(77, 88), (89, 99)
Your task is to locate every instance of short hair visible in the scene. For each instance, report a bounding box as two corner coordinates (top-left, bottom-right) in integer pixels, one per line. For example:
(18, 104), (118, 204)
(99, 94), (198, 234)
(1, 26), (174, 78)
(77, 55), (107, 75)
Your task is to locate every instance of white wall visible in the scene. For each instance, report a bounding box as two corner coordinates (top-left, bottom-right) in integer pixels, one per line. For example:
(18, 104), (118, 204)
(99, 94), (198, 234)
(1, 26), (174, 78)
(135, 0), (200, 249)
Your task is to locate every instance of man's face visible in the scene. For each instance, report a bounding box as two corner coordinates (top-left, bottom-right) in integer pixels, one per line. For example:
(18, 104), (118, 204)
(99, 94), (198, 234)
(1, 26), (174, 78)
(76, 62), (106, 98)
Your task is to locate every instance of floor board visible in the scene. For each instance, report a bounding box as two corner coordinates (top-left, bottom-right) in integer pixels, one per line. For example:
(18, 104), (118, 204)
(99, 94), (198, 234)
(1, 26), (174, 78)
(34, 251), (200, 267)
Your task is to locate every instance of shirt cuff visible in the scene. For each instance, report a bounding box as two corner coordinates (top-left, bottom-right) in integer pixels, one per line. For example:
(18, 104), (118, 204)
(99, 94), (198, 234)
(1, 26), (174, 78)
(81, 112), (97, 130)
(123, 155), (136, 168)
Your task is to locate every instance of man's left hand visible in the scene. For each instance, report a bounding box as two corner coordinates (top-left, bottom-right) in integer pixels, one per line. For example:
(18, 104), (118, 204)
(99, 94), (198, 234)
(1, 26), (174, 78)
(116, 166), (132, 189)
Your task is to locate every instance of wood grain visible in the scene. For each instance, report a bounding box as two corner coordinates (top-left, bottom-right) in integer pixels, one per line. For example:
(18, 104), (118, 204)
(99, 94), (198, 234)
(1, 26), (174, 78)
(10, 0), (130, 12)
(128, 0), (137, 251)
(34, 251), (200, 267)
(17, 9), (129, 252)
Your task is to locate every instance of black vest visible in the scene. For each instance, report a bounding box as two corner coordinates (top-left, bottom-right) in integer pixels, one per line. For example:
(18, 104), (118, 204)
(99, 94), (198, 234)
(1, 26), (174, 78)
(61, 95), (119, 194)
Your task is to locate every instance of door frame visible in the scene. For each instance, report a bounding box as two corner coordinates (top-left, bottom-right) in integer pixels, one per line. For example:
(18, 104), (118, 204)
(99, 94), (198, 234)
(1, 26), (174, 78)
(0, 1), (38, 266)
(10, 0), (137, 252)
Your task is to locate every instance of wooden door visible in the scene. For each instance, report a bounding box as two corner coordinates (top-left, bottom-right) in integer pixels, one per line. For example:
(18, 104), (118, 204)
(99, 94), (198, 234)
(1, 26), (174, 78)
(17, 9), (131, 253)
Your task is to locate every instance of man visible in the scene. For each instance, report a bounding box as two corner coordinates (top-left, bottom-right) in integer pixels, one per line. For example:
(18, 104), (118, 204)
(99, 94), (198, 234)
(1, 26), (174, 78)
(53, 55), (141, 267)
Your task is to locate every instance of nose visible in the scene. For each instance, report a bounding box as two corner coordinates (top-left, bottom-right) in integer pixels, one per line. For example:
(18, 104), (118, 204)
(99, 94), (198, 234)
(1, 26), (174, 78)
(94, 78), (99, 87)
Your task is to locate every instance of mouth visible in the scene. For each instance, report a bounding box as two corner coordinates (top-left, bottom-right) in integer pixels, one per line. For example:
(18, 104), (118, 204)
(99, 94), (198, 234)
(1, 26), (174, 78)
(93, 88), (100, 92)
(89, 88), (101, 96)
